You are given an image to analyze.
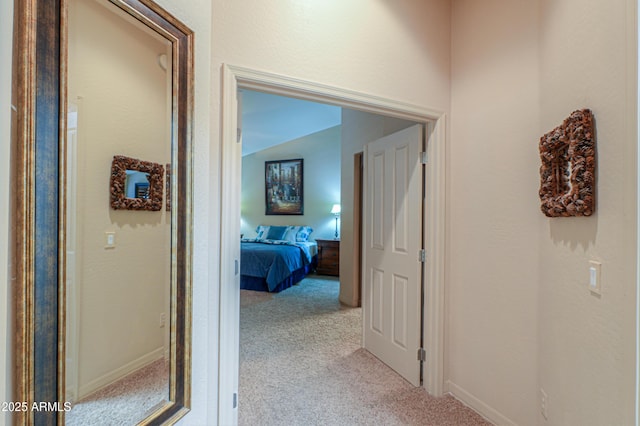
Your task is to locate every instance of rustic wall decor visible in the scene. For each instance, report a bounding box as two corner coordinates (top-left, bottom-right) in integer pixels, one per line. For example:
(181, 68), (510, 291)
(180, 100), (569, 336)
(539, 109), (596, 217)
(110, 155), (164, 210)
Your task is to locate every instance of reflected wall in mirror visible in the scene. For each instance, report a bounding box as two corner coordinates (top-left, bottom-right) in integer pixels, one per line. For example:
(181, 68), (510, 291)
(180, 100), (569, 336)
(13, 0), (193, 423)
(66, 0), (171, 424)
(66, 0), (172, 423)
(110, 155), (164, 210)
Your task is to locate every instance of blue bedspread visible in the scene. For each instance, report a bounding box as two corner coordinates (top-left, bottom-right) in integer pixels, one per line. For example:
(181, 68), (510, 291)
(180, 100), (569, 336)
(240, 240), (312, 291)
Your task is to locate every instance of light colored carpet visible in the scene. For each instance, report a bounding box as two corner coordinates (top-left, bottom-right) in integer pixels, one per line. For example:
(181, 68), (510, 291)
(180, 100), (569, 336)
(65, 358), (168, 426)
(239, 275), (492, 426)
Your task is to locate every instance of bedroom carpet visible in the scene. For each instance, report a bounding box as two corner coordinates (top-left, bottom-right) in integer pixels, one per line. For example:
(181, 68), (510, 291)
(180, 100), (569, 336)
(239, 275), (492, 426)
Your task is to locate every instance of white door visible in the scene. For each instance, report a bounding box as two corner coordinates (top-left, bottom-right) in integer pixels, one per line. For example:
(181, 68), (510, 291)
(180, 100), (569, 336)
(363, 124), (424, 386)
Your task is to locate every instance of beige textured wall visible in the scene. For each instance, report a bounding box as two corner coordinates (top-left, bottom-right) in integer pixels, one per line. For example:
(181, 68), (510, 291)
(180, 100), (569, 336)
(241, 126), (342, 241)
(68, 0), (170, 396)
(449, 1), (540, 422)
(450, 0), (637, 424)
(538, 0), (637, 424)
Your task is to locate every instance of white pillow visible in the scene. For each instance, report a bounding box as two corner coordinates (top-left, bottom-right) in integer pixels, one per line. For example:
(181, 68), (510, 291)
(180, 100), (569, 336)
(255, 225), (270, 240)
(283, 226), (313, 242)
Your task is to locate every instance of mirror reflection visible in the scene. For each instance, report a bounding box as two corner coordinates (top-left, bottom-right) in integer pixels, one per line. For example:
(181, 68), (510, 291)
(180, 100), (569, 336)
(65, 0), (172, 423)
(126, 170), (151, 199)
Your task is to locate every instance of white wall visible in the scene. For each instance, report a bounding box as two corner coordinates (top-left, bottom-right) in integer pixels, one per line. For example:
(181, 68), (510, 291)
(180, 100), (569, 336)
(450, 0), (637, 424)
(340, 110), (417, 307)
(68, 0), (170, 397)
(241, 126), (341, 241)
(0, 0), (13, 424)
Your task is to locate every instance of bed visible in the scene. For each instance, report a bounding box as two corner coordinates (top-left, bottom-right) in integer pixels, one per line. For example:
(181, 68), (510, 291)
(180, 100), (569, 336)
(240, 225), (318, 293)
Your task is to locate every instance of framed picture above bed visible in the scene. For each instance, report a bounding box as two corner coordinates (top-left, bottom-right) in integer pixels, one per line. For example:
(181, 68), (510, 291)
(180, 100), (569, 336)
(265, 158), (304, 215)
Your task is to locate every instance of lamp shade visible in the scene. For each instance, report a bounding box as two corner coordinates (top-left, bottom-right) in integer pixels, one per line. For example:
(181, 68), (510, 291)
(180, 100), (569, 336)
(330, 204), (341, 215)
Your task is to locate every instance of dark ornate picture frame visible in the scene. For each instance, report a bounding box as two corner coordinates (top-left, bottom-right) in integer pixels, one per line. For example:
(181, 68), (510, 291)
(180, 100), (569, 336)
(110, 155), (164, 211)
(539, 109), (596, 217)
(265, 158), (304, 215)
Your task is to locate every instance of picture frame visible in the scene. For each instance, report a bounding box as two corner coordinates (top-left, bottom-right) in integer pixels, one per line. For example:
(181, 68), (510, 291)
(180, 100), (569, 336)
(265, 158), (304, 215)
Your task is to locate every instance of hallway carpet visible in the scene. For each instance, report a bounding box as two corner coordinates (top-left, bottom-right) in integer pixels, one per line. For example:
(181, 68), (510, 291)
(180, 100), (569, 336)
(239, 275), (491, 426)
(65, 358), (168, 426)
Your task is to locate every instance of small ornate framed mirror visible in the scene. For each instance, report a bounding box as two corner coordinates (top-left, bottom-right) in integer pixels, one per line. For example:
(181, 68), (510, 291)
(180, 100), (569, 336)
(110, 155), (164, 211)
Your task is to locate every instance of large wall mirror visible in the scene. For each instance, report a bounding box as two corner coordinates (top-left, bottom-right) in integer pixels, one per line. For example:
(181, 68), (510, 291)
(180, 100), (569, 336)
(13, 0), (193, 424)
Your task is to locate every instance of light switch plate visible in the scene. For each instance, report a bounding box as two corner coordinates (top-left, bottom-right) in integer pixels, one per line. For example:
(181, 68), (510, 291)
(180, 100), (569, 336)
(589, 260), (601, 295)
(105, 231), (116, 249)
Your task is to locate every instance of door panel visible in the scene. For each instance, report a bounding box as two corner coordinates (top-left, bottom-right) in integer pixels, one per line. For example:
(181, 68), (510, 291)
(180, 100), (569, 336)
(372, 152), (385, 248)
(363, 124), (423, 387)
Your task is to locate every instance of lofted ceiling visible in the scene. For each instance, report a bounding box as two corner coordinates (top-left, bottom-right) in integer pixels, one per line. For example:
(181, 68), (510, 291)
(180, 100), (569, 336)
(240, 89), (342, 156)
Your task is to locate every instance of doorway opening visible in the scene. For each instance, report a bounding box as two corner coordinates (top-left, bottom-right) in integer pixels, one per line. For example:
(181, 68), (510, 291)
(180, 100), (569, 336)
(237, 89), (422, 421)
(218, 64), (446, 425)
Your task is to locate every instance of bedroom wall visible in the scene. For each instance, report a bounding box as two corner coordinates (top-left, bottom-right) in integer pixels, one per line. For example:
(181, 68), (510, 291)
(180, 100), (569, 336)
(68, 0), (169, 397)
(450, 0), (637, 424)
(241, 126), (341, 241)
(340, 110), (417, 307)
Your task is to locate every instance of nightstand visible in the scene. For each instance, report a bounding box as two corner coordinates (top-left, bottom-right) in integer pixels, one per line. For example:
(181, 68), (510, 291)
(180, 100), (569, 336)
(316, 239), (340, 276)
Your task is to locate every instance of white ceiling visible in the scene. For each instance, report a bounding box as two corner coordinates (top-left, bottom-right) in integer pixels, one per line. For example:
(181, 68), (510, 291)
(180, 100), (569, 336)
(240, 90), (342, 156)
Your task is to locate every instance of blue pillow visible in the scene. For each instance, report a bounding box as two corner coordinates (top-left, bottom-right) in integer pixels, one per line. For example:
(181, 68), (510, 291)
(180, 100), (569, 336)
(266, 226), (288, 240)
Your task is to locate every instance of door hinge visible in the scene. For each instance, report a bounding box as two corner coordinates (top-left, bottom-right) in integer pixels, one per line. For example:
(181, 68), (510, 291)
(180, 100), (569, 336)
(237, 128), (242, 143)
(420, 151), (428, 164)
(233, 392), (238, 409)
(419, 249), (426, 263)
(417, 348), (426, 362)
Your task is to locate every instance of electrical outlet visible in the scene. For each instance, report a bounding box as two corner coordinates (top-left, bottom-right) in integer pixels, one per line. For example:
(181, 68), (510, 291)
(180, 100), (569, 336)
(540, 388), (548, 420)
(160, 313), (166, 328)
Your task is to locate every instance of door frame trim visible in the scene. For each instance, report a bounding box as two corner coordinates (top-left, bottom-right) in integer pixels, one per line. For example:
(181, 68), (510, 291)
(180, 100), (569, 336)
(219, 64), (446, 422)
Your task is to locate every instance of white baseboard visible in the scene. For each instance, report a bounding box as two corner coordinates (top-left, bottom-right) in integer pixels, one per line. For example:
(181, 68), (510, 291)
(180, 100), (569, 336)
(447, 380), (517, 426)
(79, 347), (164, 399)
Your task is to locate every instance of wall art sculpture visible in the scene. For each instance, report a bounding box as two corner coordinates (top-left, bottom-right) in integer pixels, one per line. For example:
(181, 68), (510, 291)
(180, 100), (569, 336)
(539, 109), (596, 217)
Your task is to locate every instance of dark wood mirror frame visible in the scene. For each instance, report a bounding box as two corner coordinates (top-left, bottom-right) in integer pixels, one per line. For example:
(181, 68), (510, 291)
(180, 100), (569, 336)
(12, 0), (193, 424)
(110, 155), (164, 211)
